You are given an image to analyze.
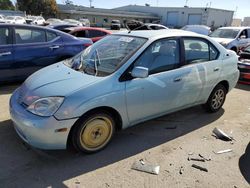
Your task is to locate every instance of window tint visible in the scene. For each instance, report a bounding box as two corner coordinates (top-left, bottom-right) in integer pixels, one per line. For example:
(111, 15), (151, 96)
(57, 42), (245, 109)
(46, 31), (57, 41)
(0, 27), (10, 45)
(88, 30), (106, 38)
(134, 38), (180, 74)
(184, 39), (209, 64)
(15, 28), (46, 44)
(210, 44), (219, 60)
(73, 30), (87, 38)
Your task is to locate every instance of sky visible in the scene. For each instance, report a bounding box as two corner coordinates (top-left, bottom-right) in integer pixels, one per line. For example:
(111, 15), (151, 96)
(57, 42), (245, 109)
(12, 0), (249, 19)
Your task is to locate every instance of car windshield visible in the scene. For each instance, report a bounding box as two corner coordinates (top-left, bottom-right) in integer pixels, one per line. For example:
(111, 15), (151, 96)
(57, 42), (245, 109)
(64, 35), (147, 77)
(209, 29), (240, 39)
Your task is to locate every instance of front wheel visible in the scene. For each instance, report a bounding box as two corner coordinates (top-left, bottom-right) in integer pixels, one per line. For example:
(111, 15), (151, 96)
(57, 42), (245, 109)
(72, 112), (115, 153)
(203, 84), (227, 113)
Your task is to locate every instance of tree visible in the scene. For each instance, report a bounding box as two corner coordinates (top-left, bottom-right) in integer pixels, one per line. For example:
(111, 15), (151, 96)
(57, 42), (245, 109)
(17, 0), (57, 17)
(0, 0), (15, 10)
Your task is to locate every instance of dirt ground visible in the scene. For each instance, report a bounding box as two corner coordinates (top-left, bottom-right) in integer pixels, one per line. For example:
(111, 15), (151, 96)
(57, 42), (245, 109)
(0, 83), (249, 188)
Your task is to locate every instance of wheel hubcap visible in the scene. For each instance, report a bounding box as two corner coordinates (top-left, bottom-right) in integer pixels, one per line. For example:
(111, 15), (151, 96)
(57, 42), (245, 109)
(211, 89), (224, 109)
(80, 116), (113, 150)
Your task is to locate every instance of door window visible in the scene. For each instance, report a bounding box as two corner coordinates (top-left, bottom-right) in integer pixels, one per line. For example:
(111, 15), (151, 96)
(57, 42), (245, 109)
(73, 30), (87, 38)
(134, 38), (180, 74)
(0, 27), (10, 45)
(15, 28), (46, 44)
(46, 31), (57, 42)
(88, 30), (106, 38)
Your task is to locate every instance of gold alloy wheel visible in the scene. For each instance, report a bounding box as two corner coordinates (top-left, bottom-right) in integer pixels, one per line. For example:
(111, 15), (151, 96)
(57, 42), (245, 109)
(79, 116), (113, 151)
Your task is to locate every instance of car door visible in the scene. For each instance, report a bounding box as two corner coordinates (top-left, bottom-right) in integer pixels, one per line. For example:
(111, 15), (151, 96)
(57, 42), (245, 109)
(0, 26), (14, 82)
(13, 26), (64, 79)
(181, 37), (222, 103)
(238, 29), (250, 50)
(125, 38), (202, 124)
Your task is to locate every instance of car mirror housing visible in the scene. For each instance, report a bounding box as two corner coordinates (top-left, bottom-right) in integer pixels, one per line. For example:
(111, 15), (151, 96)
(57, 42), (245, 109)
(131, 66), (149, 78)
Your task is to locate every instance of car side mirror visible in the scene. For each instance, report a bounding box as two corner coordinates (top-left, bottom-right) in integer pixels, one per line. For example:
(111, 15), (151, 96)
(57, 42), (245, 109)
(131, 66), (149, 78)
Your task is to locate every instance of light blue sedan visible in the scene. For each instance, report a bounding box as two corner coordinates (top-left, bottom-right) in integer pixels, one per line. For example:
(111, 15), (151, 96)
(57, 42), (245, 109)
(10, 30), (239, 153)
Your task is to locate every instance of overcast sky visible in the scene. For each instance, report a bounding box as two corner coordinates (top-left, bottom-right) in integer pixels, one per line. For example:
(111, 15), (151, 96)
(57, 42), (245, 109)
(12, 0), (249, 19)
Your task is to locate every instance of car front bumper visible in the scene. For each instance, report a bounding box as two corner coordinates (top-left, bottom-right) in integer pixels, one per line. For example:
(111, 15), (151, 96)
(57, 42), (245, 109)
(9, 89), (78, 150)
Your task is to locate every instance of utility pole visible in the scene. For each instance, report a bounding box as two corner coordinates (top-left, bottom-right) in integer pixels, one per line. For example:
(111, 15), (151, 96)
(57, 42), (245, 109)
(89, 0), (93, 8)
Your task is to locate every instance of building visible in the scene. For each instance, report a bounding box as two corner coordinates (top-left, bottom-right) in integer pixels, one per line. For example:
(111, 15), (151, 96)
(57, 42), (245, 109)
(114, 5), (234, 29)
(57, 4), (159, 27)
(231, 18), (242, 27)
(242, 17), (250, 26)
(0, 10), (25, 17)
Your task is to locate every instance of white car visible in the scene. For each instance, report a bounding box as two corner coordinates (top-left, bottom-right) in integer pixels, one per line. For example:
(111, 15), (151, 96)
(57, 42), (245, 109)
(209, 27), (250, 53)
(63, 19), (82, 26)
(5, 16), (26, 24)
(31, 16), (45, 25)
(181, 25), (211, 35)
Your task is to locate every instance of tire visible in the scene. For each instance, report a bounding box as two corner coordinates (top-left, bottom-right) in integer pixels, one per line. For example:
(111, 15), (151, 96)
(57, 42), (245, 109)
(203, 84), (227, 113)
(72, 111), (115, 153)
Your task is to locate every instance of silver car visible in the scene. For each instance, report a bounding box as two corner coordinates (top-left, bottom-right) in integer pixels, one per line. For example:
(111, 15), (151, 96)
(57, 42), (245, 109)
(210, 27), (250, 53)
(10, 30), (239, 153)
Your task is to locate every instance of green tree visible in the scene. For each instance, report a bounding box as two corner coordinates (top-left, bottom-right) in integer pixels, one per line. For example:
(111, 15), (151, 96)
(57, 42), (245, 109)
(0, 0), (15, 10)
(17, 0), (57, 17)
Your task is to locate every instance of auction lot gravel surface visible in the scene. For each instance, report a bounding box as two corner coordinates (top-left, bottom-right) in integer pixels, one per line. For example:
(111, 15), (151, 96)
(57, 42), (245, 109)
(0, 83), (249, 188)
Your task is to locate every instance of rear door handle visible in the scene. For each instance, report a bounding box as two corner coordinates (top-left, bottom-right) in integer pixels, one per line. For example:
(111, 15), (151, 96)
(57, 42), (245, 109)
(213, 67), (220, 72)
(173, 77), (182, 82)
(49, 45), (60, 49)
(0, 52), (11, 56)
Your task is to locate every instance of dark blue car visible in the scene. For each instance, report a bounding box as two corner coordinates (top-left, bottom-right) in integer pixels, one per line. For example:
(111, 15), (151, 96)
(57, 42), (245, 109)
(0, 24), (93, 82)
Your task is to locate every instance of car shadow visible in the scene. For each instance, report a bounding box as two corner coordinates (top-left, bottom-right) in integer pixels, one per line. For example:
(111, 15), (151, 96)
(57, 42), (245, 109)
(0, 106), (224, 187)
(0, 83), (20, 95)
(235, 83), (250, 91)
(239, 142), (250, 184)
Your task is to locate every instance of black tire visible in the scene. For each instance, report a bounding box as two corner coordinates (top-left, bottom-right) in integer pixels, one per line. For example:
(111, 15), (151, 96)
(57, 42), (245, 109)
(72, 111), (115, 153)
(203, 84), (227, 113)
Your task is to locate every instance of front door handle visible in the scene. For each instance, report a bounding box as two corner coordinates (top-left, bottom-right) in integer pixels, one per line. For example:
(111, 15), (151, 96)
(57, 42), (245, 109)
(214, 67), (220, 72)
(49, 45), (60, 50)
(0, 52), (11, 56)
(173, 77), (182, 82)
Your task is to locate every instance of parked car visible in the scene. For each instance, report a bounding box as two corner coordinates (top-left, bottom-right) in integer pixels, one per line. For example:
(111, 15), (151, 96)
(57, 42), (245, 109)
(134, 23), (168, 30)
(111, 20), (121, 30)
(5, 16), (26, 24)
(63, 19), (82, 26)
(32, 16), (45, 25)
(209, 27), (250, 53)
(238, 45), (250, 84)
(62, 27), (111, 42)
(181, 25), (211, 35)
(47, 24), (77, 31)
(45, 18), (63, 25)
(9, 30), (239, 153)
(0, 15), (5, 23)
(0, 24), (93, 82)
(79, 18), (90, 27)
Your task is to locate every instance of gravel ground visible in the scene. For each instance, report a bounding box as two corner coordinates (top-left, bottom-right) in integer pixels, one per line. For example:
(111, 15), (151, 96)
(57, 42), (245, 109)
(0, 83), (249, 188)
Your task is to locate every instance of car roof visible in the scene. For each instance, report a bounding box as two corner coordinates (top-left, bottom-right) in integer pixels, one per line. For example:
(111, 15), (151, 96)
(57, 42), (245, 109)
(113, 29), (203, 39)
(66, 26), (111, 33)
(218, 27), (250, 30)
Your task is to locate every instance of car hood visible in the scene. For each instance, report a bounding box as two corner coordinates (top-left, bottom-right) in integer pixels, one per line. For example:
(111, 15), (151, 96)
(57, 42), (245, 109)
(211, 37), (234, 44)
(19, 62), (102, 106)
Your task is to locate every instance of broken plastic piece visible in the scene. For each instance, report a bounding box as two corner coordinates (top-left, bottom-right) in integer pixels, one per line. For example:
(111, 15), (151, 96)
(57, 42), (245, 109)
(131, 161), (160, 175)
(199, 154), (211, 161)
(191, 164), (208, 172)
(212, 127), (233, 141)
(214, 149), (232, 154)
(188, 157), (206, 162)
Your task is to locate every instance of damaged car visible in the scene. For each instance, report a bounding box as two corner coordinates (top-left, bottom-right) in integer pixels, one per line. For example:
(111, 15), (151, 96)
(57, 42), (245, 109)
(10, 30), (239, 153)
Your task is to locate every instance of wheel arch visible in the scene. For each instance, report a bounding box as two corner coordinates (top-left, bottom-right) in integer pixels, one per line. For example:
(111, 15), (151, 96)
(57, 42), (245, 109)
(217, 80), (229, 93)
(67, 106), (123, 148)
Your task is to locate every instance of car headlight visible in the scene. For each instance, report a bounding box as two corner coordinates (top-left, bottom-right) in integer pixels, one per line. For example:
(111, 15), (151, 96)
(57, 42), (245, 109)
(27, 97), (64, 117)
